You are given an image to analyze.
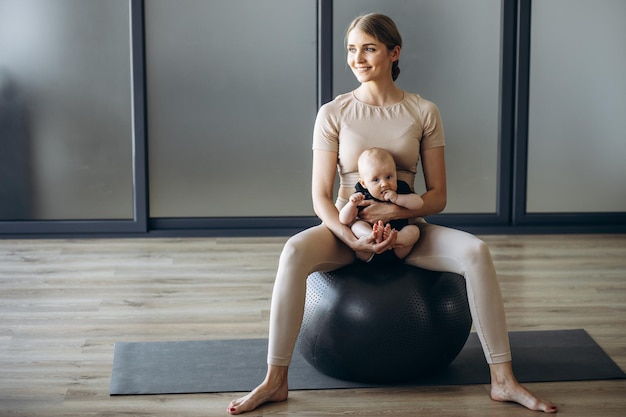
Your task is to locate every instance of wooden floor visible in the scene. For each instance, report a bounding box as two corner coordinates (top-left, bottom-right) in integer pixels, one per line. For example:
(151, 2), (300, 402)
(0, 234), (625, 416)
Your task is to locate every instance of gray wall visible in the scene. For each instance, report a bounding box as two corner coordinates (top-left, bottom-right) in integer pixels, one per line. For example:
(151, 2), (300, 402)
(0, 0), (133, 220)
(527, 0), (626, 213)
(0, 0), (624, 233)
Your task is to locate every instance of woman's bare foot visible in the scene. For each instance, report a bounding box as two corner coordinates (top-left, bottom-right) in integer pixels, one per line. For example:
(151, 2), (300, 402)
(227, 365), (289, 415)
(489, 362), (557, 413)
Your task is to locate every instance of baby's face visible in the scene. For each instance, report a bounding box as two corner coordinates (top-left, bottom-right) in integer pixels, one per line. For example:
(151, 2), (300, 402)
(359, 158), (398, 200)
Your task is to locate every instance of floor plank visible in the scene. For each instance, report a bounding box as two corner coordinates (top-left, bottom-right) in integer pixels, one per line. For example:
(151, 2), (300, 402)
(0, 234), (625, 416)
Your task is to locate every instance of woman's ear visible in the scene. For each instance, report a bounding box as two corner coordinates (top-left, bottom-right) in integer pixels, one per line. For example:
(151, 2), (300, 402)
(390, 45), (401, 62)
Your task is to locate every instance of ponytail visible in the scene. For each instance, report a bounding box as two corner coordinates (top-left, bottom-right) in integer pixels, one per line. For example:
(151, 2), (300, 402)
(392, 61), (400, 81)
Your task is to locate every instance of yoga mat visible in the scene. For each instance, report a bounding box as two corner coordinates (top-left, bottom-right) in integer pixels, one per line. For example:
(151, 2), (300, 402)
(109, 329), (625, 395)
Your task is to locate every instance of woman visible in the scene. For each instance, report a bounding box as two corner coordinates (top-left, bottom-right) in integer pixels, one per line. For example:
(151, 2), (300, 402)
(228, 13), (556, 415)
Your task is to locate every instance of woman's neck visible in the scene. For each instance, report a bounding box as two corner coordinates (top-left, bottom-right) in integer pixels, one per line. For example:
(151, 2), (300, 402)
(354, 82), (404, 106)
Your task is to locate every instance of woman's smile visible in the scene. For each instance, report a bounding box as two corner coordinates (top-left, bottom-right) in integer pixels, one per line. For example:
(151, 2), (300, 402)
(346, 30), (396, 83)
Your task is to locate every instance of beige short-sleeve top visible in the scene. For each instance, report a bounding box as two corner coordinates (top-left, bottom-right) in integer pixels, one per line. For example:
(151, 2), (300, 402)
(312, 91), (445, 206)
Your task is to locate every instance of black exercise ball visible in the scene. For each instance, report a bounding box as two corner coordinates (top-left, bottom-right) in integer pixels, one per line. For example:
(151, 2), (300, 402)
(298, 262), (472, 383)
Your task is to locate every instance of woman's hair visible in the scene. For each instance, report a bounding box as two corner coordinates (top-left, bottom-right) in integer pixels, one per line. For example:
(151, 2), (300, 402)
(345, 13), (403, 81)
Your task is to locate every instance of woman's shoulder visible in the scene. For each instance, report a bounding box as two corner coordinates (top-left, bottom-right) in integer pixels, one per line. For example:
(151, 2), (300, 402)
(319, 91), (441, 119)
(320, 92), (355, 111)
(403, 92), (440, 112)
(316, 92), (357, 124)
(403, 93), (443, 126)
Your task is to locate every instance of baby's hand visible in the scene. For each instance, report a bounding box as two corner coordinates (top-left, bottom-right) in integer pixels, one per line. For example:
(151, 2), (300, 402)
(349, 192), (365, 206)
(382, 190), (398, 204)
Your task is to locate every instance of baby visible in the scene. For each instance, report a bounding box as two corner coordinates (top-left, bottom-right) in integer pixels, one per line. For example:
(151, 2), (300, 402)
(339, 147), (424, 262)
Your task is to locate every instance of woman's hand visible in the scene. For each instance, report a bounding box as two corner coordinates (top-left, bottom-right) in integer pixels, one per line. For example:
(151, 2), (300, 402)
(357, 200), (404, 225)
(348, 222), (398, 255)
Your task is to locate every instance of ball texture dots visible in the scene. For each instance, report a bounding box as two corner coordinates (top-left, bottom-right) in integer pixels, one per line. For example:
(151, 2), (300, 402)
(298, 262), (472, 383)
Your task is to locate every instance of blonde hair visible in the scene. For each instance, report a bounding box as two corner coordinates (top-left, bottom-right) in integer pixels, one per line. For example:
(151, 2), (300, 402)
(358, 147), (396, 173)
(345, 13), (403, 81)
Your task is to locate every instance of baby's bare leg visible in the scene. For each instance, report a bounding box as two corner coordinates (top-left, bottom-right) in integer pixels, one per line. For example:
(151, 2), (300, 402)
(393, 225), (420, 260)
(351, 220), (374, 239)
(351, 220), (376, 261)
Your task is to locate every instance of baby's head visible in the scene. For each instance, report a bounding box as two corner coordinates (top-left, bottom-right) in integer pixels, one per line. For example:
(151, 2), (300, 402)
(358, 148), (398, 200)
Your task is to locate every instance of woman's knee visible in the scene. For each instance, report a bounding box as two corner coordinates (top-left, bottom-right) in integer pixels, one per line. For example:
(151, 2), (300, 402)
(464, 237), (492, 264)
(280, 234), (308, 265)
(279, 226), (338, 265)
(427, 223), (492, 264)
(416, 223), (492, 262)
(460, 237), (499, 287)
(282, 227), (323, 258)
(279, 225), (353, 275)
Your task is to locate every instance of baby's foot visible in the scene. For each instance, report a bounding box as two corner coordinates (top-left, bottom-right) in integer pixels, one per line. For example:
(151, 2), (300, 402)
(382, 223), (391, 241)
(372, 220), (385, 243)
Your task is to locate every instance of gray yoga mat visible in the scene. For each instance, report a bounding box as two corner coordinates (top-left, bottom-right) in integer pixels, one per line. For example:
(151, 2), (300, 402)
(109, 329), (625, 395)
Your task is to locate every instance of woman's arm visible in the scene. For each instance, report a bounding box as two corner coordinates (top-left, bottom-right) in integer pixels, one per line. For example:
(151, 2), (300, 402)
(312, 149), (396, 252)
(358, 146), (447, 224)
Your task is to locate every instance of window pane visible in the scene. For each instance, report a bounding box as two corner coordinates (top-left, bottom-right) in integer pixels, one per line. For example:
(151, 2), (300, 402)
(333, 0), (501, 213)
(0, 0), (133, 220)
(527, 0), (626, 213)
(146, 0), (317, 217)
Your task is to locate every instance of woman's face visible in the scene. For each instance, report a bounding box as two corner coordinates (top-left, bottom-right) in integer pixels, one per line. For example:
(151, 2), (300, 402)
(346, 29), (399, 84)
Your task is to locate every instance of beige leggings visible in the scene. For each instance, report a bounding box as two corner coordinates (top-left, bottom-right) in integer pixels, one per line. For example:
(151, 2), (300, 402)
(267, 222), (512, 367)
